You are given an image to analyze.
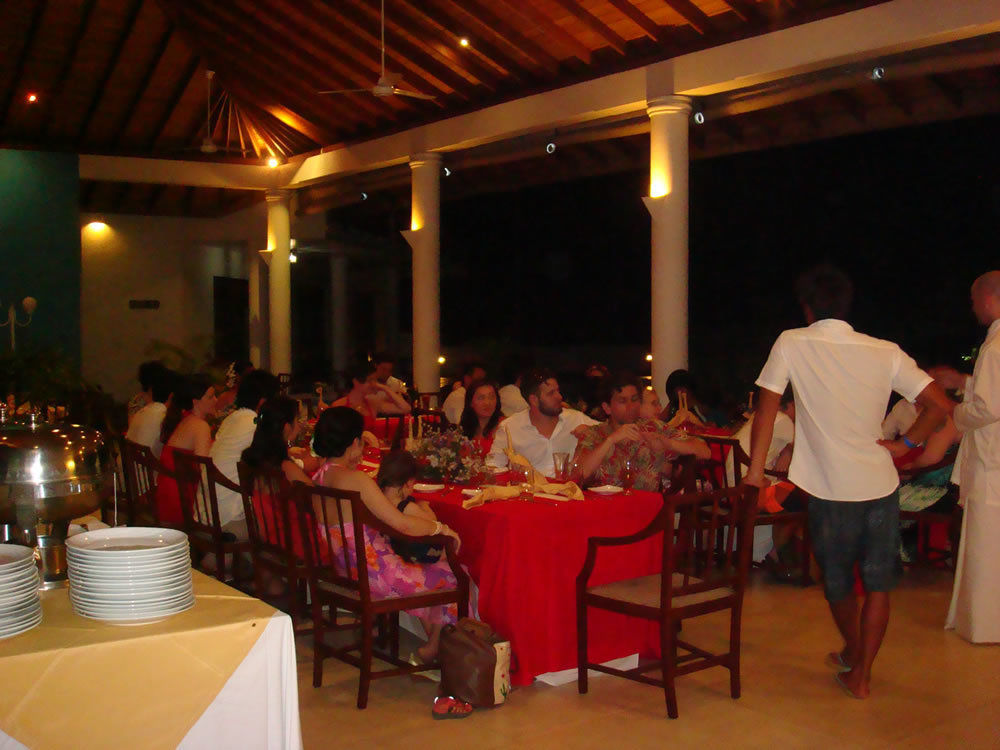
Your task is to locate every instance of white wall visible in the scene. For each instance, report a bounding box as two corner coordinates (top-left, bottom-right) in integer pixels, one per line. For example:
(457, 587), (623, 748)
(80, 202), (268, 401)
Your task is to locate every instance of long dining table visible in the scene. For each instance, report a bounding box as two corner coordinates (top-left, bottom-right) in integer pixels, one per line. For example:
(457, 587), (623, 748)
(412, 481), (666, 686)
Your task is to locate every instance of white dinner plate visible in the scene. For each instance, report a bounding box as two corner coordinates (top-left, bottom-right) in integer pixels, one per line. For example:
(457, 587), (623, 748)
(68, 568), (191, 586)
(71, 590), (194, 613)
(67, 552), (190, 571)
(413, 483), (445, 493)
(589, 485), (624, 495)
(66, 527), (188, 555)
(74, 599), (194, 626)
(0, 580), (41, 606)
(71, 581), (192, 603)
(0, 545), (34, 568)
(0, 598), (42, 624)
(0, 609), (43, 639)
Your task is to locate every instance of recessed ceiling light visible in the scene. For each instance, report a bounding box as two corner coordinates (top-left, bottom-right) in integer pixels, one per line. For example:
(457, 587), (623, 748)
(267, 157), (279, 168)
(26, 93), (38, 103)
(459, 38), (470, 47)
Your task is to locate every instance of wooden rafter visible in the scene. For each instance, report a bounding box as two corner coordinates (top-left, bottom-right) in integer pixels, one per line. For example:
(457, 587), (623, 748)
(926, 73), (964, 109)
(607, 0), (664, 42)
(874, 80), (912, 116)
(658, 0), (714, 35)
(108, 25), (175, 148)
(828, 89), (866, 124)
(0, 0), (48, 127)
(39, 0), (97, 137)
(718, 0), (765, 23)
(492, 0), (593, 63)
(549, 0), (628, 56)
(75, 0), (144, 146)
(144, 54), (201, 149)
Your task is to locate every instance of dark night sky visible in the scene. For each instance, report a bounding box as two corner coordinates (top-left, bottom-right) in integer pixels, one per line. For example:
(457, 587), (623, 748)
(333, 114), (999, 400)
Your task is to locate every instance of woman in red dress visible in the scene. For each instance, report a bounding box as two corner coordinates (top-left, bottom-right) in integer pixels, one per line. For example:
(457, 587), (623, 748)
(458, 379), (503, 457)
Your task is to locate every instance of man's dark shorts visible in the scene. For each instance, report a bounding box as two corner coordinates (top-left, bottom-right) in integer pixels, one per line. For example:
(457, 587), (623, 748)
(808, 490), (902, 602)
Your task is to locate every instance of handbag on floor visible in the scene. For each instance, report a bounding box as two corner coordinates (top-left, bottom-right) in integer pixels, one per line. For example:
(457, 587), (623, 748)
(439, 618), (511, 707)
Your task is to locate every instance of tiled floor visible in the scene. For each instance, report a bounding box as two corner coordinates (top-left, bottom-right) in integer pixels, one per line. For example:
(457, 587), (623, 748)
(296, 568), (1000, 748)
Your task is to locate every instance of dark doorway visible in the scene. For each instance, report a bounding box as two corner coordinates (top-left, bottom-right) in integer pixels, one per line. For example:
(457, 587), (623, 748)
(213, 276), (249, 363)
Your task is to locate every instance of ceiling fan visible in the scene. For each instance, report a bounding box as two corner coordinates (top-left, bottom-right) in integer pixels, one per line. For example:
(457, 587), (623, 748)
(318, 0), (435, 101)
(182, 70), (248, 156)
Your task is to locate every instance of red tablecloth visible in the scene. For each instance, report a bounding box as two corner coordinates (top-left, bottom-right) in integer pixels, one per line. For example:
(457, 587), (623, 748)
(418, 486), (665, 685)
(368, 414), (441, 441)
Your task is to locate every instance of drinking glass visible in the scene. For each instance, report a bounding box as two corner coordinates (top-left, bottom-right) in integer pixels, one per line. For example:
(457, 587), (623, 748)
(621, 458), (634, 495)
(515, 465), (533, 502)
(552, 452), (570, 482)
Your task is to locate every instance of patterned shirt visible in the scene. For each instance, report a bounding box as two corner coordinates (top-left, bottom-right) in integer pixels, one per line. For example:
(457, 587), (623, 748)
(573, 418), (684, 491)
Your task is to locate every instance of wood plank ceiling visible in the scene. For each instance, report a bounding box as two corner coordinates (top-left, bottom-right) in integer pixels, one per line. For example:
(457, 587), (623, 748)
(2, 0), (998, 217)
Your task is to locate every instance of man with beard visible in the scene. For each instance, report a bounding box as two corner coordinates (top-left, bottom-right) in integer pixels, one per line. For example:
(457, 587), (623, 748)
(487, 368), (597, 477)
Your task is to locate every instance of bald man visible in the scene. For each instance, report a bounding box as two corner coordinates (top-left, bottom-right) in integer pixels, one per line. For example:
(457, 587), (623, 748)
(935, 271), (1000, 644)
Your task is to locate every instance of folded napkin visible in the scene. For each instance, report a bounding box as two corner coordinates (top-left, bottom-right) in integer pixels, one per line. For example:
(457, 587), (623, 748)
(535, 481), (584, 501)
(462, 485), (521, 509)
(461, 480), (584, 508)
(504, 431), (546, 486)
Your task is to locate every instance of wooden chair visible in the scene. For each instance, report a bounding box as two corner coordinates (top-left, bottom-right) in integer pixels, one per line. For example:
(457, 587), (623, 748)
(410, 408), (447, 435)
(121, 439), (179, 528)
(237, 462), (311, 632)
(101, 432), (130, 526)
(294, 483), (469, 708)
(700, 435), (811, 586)
(174, 452), (253, 587)
(577, 487), (758, 719)
(898, 456), (960, 568)
(278, 373), (292, 395)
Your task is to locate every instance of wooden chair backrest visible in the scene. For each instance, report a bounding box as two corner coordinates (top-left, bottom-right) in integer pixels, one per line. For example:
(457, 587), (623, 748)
(237, 461), (301, 575)
(663, 487), (757, 606)
(122, 439), (173, 525)
(174, 452), (239, 536)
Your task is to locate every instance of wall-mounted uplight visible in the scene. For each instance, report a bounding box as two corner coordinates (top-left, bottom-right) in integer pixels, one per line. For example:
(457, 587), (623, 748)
(26, 93), (38, 103)
(289, 252), (298, 263)
(459, 37), (470, 47)
(266, 157), (279, 168)
(545, 142), (556, 154)
(84, 221), (108, 233)
(645, 353), (653, 362)
(437, 355), (446, 364)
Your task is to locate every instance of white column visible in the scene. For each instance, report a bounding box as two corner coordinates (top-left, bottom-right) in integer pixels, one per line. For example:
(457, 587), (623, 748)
(329, 252), (349, 374)
(247, 244), (265, 368)
(401, 152), (441, 396)
(266, 189), (292, 375)
(643, 96), (691, 402)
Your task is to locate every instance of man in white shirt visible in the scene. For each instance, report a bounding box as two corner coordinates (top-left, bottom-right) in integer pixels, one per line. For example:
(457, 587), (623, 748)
(487, 369), (597, 476)
(210, 370), (280, 536)
(934, 271), (1000, 645)
(442, 361), (487, 425)
(747, 265), (952, 699)
(125, 367), (175, 458)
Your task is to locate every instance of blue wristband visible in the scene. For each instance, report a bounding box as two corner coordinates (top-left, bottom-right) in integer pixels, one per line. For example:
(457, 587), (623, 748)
(901, 435), (919, 449)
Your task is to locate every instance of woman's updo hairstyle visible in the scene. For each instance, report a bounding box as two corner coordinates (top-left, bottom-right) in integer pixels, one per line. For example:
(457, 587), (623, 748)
(312, 406), (365, 458)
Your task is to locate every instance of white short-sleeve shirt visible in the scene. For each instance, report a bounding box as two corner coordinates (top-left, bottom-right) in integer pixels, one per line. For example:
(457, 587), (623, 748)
(756, 319), (932, 501)
(209, 408), (257, 525)
(125, 401), (167, 458)
(486, 408), (598, 476)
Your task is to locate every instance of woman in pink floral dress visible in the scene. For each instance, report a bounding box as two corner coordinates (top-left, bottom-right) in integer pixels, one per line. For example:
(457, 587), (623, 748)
(311, 407), (462, 663)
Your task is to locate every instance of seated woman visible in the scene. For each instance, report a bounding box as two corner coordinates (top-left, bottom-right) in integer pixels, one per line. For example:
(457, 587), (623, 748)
(458, 379), (502, 455)
(331, 362), (411, 420)
(638, 386), (662, 420)
(311, 407), (461, 663)
(156, 373), (218, 525)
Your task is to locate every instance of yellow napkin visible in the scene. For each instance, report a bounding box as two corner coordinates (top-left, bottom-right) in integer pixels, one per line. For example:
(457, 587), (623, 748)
(504, 431), (546, 486)
(535, 481), (584, 500)
(462, 485), (521, 509)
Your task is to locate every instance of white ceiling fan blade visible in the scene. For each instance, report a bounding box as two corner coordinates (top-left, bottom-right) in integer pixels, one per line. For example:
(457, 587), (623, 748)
(318, 88), (374, 95)
(392, 88), (436, 100)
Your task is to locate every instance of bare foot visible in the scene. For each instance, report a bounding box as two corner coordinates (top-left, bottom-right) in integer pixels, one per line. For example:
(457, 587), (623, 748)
(836, 669), (870, 699)
(416, 643), (436, 664)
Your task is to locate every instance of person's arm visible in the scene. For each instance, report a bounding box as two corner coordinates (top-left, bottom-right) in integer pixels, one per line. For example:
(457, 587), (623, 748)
(904, 417), (958, 469)
(486, 421), (510, 469)
(572, 424), (640, 482)
(354, 474), (460, 551)
(401, 499), (437, 522)
(282, 459), (314, 485)
(952, 348), (1000, 434)
(193, 420), (213, 457)
(370, 383), (411, 415)
(745, 387), (781, 487)
(882, 381), (955, 457)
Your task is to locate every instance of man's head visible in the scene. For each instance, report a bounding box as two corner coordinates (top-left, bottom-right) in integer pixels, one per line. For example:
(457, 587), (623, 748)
(137, 360), (167, 394)
(601, 372), (642, 426)
(372, 353), (395, 383)
(970, 271), (1000, 325)
(235, 369), (281, 411)
(347, 361), (377, 394)
(521, 368), (562, 418)
(461, 361), (487, 388)
(149, 366), (176, 404)
(795, 264), (853, 323)
(639, 386), (662, 420)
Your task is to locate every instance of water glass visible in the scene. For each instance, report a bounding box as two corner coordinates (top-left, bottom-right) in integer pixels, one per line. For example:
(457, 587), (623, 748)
(622, 458), (635, 495)
(552, 452), (570, 482)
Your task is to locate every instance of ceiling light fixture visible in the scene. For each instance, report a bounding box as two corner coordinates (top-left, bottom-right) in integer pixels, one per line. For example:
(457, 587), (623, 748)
(546, 142), (556, 154)
(437, 355), (446, 364)
(289, 252), (298, 263)
(692, 110), (705, 125)
(871, 66), (885, 81)
(26, 93), (37, 103)
(361, 192), (368, 201)
(459, 37), (470, 47)
(266, 157), (279, 168)
(645, 354), (653, 362)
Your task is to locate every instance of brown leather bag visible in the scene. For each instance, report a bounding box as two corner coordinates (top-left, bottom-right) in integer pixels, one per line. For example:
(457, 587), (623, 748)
(439, 618), (511, 707)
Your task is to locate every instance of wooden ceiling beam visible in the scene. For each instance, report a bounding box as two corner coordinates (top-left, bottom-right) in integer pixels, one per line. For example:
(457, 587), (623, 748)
(718, 0), (765, 23)
(144, 54), (201, 149)
(317, 0), (471, 98)
(0, 0), (48, 127)
(607, 0), (665, 42)
(926, 73), (965, 109)
(364, 0), (505, 90)
(875, 80), (912, 116)
(39, 0), (97, 137)
(180, 0), (380, 129)
(75, 0), (144, 146)
(108, 25), (175, 149)
(828, 89), (866, 124)
(491, 0), (593, 63)
(548, 0), (628, 56)
(209, 0), (395, 122)
(658, 0), (714, 35)
(429, 0), (562, 75)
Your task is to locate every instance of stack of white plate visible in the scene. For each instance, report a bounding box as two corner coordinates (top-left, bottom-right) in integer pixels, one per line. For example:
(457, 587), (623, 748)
(0, 544), (42, 639)
(66, 528), (194, 625)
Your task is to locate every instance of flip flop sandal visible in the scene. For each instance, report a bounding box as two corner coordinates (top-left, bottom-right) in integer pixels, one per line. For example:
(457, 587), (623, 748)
(835, 673), (865, 700)
(432, 696), (473, 720)
(824, 651), (851, 673)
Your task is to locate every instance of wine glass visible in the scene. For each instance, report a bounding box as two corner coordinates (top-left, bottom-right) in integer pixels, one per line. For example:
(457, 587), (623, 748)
(621, 458), (634, 495)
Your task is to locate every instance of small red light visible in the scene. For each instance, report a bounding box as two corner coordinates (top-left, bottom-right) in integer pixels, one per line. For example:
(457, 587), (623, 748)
(26, 93), (38, 103)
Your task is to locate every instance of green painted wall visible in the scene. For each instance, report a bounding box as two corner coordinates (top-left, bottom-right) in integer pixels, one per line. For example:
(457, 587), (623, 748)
(0, 150), (81, 361)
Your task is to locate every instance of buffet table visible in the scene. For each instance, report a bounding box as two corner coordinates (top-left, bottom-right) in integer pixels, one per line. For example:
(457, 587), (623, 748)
(0, 571), (301, 750)
(419, 486), (665, 686)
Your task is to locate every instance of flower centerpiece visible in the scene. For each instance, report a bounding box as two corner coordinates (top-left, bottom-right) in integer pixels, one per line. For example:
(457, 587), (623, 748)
(408, 428), (487, 484)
